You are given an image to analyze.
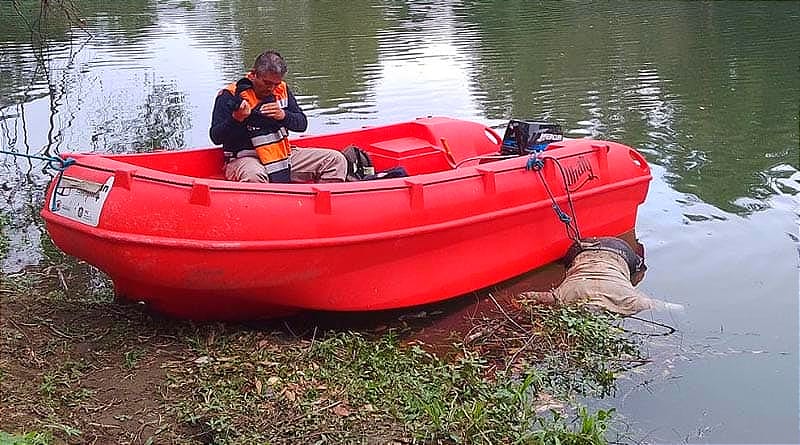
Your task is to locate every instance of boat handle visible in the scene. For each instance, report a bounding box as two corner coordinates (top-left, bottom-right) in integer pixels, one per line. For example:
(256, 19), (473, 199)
(628, 148), (649, 170)
(484, 127), (502, 146)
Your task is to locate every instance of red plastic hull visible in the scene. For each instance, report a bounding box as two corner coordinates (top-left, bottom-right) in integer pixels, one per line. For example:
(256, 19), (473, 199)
(41, 117), (651, 320)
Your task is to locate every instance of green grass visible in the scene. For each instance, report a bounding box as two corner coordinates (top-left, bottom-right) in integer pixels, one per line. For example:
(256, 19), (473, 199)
(38, 360), (93, 408)
(532, 407), (615, 445)
(173, 326), (629, 444)
(305, 333), (543, 442)
(534, 305), (639, 397)
(2, 270), (640, 444)
(0, 431), (52, 445)
(123, 349), (145, 369)
(0, 212), (9, 262)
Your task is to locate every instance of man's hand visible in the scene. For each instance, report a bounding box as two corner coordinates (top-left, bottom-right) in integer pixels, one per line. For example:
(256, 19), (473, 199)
(232, 100), (251, 122)
(259, 102), (286, 121)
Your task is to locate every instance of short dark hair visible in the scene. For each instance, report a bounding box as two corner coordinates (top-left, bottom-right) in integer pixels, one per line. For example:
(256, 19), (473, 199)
(253, 50), (287, 77)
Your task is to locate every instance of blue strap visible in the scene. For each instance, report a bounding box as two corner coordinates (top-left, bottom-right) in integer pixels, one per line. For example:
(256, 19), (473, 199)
(526, 150), (544, 171)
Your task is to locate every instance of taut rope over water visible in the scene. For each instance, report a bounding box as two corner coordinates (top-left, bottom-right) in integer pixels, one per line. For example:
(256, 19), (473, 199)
(1, 149), (77, 210)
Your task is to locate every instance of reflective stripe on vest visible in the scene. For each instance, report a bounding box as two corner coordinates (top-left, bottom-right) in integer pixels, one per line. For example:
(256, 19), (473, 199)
(224, 79), (291, 165)
(263, 158), (290, 174)
(251, 127), (288, 146)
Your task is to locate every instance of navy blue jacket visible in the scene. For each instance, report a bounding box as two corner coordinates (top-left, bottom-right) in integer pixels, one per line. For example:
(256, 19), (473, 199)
(209, 78), (308, 154)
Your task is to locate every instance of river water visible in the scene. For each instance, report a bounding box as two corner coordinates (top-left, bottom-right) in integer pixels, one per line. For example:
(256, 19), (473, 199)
(1, 1), (798, 442)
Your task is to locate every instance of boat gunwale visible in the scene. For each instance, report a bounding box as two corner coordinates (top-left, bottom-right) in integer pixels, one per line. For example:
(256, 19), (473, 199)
(62, 143), (636, 196)
(42, 174), (650, 251)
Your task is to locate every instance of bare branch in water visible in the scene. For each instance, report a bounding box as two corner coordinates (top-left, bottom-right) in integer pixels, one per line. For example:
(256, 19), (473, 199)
(11, 0), (92, 44)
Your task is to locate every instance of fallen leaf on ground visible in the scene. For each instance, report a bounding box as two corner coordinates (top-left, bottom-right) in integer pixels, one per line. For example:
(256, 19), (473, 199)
(533, 393), (564, 414)
(194, 356), (212, 365)
(332, 404), (351, 417)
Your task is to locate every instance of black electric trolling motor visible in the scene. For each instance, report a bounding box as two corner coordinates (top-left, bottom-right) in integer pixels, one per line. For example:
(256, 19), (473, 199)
(500, 120), (563, 156)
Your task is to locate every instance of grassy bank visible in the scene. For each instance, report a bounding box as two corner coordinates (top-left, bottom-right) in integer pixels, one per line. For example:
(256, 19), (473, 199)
(1, 255), (641, 444)
(0, 212), (9, 262)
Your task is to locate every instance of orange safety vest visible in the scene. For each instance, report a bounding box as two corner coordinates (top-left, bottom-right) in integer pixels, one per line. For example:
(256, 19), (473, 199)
(224, 80), (291, 166)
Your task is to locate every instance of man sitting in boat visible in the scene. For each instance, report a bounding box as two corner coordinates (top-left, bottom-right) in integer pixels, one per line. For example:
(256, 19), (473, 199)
(518, 237), (682, 316)
(210, 50), (347, 183)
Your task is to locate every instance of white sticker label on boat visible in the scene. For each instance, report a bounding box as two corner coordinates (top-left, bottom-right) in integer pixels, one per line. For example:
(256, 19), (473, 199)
(51, 176), (114, 227)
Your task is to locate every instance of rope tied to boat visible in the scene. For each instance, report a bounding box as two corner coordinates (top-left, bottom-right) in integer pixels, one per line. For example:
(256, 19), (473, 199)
(1, 149), (77, 210)
(526, 150), (582, 243)
(0, 149), (77, 171)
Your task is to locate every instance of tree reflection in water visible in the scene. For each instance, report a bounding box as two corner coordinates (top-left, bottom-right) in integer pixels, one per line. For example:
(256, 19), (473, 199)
(1, 1), (190, 272)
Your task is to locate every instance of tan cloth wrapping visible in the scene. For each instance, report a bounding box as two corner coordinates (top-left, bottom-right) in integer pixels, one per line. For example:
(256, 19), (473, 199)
(520, 250), (658, 316)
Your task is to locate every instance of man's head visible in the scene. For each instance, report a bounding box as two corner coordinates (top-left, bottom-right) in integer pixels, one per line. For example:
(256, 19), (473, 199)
(250, 50), (287, 100)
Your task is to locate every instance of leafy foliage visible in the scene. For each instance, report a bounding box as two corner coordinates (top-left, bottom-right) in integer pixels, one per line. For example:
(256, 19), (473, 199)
(175, 329), (624, 444)
(534, 306), (640, 397)
(0, 212), (9, 261)
(0, 431), (52, 445)
(532, 407), (615, 445)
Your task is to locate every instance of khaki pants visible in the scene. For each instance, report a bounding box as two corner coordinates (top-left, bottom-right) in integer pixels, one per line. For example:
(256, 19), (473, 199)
(225, 147), (347, 183)
(518, 251), (661, 316)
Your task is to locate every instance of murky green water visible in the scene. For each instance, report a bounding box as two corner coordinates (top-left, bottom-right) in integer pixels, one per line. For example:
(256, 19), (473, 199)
(1, 1), (798, 442)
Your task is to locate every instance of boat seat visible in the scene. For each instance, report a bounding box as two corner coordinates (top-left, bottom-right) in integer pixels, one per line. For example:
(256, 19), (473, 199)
(369, 137), (450, 174)
(369, 137), (435, 156)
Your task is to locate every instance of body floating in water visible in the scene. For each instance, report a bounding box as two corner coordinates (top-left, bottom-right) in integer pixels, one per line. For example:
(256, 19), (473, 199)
(518, 237), (683, 316)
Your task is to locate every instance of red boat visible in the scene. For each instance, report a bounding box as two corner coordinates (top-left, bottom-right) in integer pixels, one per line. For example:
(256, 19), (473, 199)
(40, 117), (651, 320)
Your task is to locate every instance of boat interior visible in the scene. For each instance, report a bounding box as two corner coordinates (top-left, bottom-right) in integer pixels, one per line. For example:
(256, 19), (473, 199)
(104, 119), (507, 181)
